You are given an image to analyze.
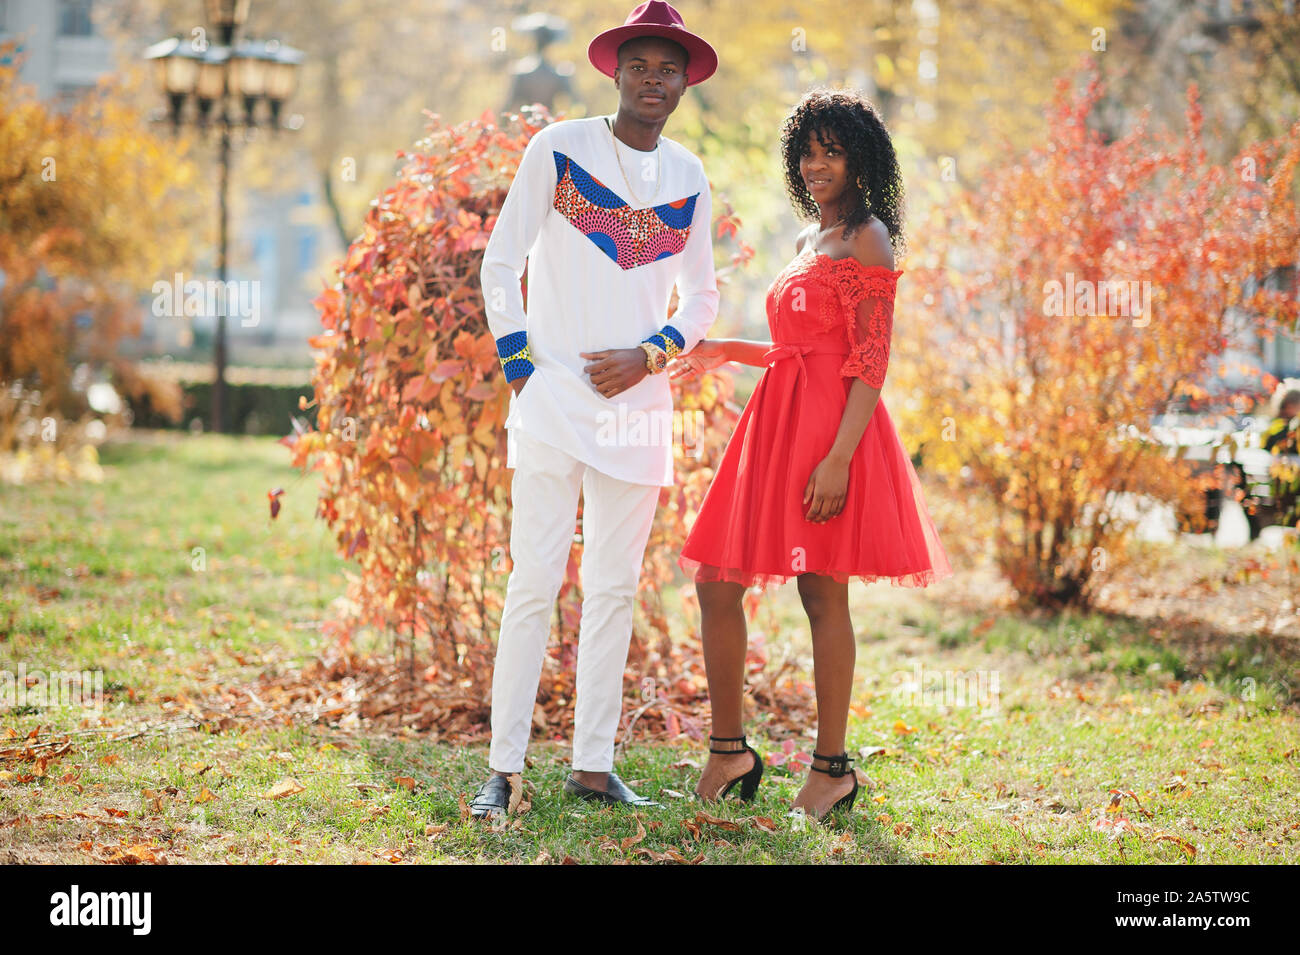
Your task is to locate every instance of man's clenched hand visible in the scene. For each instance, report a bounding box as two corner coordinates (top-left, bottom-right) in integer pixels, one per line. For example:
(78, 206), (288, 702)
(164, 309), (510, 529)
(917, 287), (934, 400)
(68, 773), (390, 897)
(580, 348), (649, 399)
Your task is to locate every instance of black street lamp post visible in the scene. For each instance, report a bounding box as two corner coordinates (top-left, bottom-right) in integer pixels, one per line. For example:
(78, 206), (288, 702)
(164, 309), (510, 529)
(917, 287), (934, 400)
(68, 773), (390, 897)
(144, 0), (302, 433)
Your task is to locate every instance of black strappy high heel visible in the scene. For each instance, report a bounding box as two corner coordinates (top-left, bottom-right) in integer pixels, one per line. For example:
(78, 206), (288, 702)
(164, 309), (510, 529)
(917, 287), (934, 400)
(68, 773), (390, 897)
(700, 734), (764, 802)
(807, 751), (859, 818)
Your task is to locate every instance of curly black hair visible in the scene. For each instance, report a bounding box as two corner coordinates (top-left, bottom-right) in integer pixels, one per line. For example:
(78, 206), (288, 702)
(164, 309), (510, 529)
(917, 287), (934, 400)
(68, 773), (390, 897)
(779, 88), (906, 260)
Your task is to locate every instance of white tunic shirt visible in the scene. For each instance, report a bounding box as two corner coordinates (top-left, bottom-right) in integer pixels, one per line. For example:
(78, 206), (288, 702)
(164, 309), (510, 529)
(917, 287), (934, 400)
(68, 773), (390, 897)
(480, 114), (719, 487)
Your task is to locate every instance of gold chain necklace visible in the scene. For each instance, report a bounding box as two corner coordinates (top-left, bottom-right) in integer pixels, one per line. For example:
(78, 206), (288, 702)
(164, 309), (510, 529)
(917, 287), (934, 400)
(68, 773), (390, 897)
(606, 115), (661, 206)
(820, 213), (848, 235)
(804, 214), (849, 258)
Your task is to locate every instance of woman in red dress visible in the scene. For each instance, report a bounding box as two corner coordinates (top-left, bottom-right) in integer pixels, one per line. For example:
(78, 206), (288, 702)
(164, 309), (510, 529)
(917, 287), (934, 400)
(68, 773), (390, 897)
(671, 89), (953, 819)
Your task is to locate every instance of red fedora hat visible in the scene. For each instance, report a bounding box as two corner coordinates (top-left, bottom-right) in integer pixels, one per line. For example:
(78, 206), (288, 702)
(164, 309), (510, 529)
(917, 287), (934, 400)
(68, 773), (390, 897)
(587, 1), (717, 86)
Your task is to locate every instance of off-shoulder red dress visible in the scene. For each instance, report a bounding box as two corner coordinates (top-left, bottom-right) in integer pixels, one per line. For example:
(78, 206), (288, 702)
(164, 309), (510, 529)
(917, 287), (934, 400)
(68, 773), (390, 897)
(677, 248), (953, 590)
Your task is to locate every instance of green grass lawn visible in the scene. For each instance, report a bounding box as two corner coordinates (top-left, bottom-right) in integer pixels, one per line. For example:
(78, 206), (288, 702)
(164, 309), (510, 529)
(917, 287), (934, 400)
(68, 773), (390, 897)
(1, 431), (1297, 864)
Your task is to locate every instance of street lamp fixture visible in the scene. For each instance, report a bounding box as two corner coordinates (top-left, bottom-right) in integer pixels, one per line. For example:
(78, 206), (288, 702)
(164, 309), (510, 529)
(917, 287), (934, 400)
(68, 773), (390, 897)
(143, 34), (302, 131)
(142, 2), (302, 433)
(204, 0), (251, 46)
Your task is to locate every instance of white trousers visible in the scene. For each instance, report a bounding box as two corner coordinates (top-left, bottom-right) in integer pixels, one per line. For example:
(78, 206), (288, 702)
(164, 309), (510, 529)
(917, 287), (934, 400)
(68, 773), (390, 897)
(488, 428), (661, 773)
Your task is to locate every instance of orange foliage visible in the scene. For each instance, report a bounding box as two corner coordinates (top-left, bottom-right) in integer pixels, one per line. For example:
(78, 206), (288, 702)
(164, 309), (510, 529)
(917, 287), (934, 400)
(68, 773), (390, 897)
(908, 61), (1300, 607)
(0, 46), (198, 479)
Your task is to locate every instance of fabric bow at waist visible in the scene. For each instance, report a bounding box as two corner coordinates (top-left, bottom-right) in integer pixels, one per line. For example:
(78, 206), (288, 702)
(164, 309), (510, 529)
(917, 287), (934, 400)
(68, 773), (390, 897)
(761, 341), (847, 390)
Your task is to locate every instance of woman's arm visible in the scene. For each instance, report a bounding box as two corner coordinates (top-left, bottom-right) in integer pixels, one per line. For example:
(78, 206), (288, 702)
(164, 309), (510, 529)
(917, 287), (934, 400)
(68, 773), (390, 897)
(804, 367), (884, 523)
(669, 337), (774, 381)
(824, 380), (881, 465)
(685, 228), (821, 369)
(713, 338), (776, 366)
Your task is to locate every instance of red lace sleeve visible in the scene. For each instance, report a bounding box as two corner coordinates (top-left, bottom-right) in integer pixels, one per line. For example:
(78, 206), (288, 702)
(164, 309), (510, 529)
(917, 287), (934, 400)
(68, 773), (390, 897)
(833, 262), (902, 389)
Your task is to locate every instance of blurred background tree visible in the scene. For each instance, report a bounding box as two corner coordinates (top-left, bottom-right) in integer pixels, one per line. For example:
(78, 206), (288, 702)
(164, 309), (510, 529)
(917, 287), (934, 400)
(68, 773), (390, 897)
(72, 0), (1294, 363)
(94, 0), (1131, 341)
(0, 45), (200, 482)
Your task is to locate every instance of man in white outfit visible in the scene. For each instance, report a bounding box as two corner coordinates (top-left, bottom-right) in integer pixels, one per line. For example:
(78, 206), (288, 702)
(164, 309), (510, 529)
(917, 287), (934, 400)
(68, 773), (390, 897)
(471, 1), (720, 816)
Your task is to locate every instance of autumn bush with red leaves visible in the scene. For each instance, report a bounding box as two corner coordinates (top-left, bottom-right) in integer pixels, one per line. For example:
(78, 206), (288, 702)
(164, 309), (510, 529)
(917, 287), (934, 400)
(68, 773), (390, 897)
(906, 63), (1300, 608)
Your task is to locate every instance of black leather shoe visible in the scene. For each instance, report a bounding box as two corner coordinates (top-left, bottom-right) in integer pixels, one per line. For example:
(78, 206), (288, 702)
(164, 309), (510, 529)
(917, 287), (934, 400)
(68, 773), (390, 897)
(468, 773), (513, 819)
(563, 771), (661, 807)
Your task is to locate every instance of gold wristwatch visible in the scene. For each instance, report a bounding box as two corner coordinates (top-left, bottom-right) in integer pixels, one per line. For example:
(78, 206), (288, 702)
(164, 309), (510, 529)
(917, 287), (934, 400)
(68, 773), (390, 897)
(639, 341), (669, 373)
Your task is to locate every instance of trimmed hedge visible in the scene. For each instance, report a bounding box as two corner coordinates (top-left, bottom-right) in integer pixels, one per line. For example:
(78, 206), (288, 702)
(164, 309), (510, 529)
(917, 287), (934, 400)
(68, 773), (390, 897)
(127, 380), (312, 435)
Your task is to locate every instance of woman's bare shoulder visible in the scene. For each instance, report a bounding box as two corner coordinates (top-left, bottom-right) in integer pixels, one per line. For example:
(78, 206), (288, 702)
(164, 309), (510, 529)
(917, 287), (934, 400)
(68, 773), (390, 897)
(850, 217), (895, 271)
(793, 224), (818, 254)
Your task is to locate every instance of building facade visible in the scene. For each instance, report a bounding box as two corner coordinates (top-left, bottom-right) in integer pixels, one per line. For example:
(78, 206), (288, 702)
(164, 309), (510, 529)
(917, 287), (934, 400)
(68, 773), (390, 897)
(0, 0), (113, 105)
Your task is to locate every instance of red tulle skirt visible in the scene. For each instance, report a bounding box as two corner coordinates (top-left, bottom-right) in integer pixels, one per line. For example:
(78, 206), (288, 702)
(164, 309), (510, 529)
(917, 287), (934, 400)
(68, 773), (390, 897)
(678, 353), (953, 590)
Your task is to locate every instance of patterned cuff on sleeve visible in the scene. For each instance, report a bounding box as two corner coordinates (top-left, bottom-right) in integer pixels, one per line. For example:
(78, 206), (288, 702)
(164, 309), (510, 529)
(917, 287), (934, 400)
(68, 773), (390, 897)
(641, 324), (685, 360)
(496, 331), (534, 382)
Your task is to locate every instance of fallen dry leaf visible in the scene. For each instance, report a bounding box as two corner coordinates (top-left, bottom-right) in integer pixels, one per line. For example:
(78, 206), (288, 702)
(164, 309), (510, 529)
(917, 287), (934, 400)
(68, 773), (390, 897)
(694, 810), (741, 831)
(631, 847), (705, 865)
(620, 814), (648, 851)
(506, 773), (528, 814)
(262, 778), (306, 800)
(1152, 832), (1197, 857)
